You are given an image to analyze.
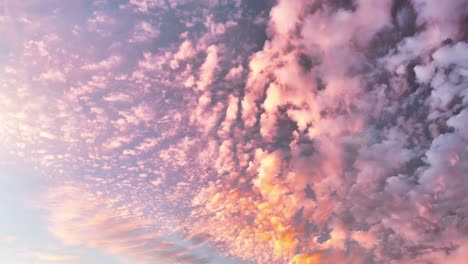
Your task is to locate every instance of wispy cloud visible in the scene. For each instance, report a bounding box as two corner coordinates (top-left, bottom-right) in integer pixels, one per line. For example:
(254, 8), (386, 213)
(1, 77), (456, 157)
(32, 252), (78, 262)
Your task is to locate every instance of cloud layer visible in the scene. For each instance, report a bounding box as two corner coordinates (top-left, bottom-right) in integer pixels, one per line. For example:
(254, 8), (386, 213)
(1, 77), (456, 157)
(0, 0), (467, 263)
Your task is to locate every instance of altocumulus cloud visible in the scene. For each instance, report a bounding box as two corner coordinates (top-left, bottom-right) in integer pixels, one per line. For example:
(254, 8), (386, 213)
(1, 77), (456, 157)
(0, 0), (467, 263)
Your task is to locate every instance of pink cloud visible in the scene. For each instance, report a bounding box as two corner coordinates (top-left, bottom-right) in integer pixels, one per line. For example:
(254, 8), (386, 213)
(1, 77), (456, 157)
(38, 69), (66, 83)
(81, 55), (121, 71)
(197, 45), (219, 91)
(1, 0), (468, 263)
(129, 21), (160, 43)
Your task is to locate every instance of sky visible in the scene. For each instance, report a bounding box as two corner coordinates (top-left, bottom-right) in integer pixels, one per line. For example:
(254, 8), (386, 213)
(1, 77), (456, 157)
(0, 0), (467, 263)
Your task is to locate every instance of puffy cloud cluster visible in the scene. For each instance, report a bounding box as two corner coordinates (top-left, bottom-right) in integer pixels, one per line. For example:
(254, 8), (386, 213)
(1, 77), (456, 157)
(0, 0), (467, 263)
(188, 0), (468, 263)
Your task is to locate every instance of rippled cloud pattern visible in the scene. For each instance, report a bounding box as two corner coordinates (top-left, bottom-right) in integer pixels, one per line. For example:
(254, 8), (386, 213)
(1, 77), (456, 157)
(1, 0), (468, 263)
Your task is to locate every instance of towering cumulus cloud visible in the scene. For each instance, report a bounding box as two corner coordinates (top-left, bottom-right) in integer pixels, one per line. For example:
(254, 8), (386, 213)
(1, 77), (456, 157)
(0, 0), (467, 263)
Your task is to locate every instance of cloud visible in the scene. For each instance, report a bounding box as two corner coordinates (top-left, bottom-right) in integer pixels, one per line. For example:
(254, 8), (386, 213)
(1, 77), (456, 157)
(102, 92), (133, 103)
(225, 64), (243, 81)
(4, 236), (17, 242)
(81, 55), (121, 71)
(87, 11), (117, 36)
(129, 21), (160, 43)
(32, 252), (78, 262)
(185, 0), (468, 262)
(40, 184), (215, 264)
(1, 0), (467, 263)
(128, 0), (158, 13)
(197, 45), (219, 91)
(171, 40), (197, 69)
(38, 69), (66, 83)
